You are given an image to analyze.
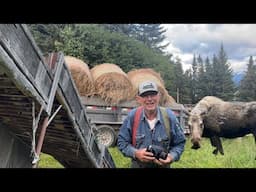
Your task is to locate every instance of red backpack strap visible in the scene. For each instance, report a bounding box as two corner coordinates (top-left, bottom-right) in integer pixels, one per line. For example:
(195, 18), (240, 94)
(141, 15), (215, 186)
(132, 106), (143, 146)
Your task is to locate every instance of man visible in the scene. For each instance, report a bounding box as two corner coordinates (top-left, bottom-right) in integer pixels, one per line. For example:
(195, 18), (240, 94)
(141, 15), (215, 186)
(117, 81), (186, 168)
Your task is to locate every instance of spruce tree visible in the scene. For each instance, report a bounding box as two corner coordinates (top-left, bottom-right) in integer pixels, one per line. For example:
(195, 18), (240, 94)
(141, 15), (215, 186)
(191, 54), (198, 103)
(172, 57), (185, 103)
(197, 55), (207, 99)
(204, 57), (214, 96)
(216, 44), (235, 100)
(239, 56), (256, 101)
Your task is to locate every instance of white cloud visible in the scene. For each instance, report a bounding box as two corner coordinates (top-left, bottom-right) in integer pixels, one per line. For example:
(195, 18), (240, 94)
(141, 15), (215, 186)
(199, 42), (208, 49)
(229, 55), (253, 74)
(163, 41), (181, 54)
(229, 59), (247, 74)
(175, 53), (194, 71)
(161, 24), (256, 74)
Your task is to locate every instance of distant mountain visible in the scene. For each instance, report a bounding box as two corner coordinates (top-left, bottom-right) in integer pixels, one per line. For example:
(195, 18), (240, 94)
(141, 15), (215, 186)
(232, 72), (244, 86)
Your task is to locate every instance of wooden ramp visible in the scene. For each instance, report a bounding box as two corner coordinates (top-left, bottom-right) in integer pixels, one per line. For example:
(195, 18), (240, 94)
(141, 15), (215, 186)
(0, 24), (115, 168)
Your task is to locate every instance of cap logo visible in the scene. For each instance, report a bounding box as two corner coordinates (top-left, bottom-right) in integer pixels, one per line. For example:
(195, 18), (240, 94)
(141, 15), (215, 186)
(138, 81), (158, 96)
(143, 83), (154, 89)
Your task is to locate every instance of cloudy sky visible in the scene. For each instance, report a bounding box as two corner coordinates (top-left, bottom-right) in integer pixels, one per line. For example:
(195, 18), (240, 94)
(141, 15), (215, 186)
(161, 24), (256, 74)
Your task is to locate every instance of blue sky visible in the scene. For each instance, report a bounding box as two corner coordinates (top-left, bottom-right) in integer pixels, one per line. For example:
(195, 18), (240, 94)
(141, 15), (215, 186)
(161, 24), (256, 74)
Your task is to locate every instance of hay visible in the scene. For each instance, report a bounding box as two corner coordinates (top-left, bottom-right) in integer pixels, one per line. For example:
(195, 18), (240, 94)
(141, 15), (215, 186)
(127, 68), (176, 105)
(65, 56), (94, 96)
(165, 95), (176, 106)
(138, 68), (165, 85)
(168, 95), (176, 104)
(91, 63), (133, 105)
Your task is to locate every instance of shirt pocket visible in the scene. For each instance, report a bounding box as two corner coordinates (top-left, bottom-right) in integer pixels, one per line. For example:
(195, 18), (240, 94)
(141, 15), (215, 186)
(135, 134), (145, 147)
(157, 135), (169, 150)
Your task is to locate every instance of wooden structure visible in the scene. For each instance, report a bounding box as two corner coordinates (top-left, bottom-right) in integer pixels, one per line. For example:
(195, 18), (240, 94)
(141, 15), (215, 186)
(0, 24), (115, 168)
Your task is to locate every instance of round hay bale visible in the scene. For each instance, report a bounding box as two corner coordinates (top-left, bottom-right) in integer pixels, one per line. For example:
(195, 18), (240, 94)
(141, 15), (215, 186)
(65, 56), (94, 96)
(127, 68), (176, 105)
(138, 68), (165, 85)
(91, 63), (133, 105)
(165, 94), (176, 106)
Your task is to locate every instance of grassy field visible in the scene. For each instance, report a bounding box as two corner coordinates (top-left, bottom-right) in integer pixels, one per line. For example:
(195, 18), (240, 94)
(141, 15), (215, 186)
(39, 135), (256, 168)
(38, 153), (63, 168)
(172, 135), (256, 168)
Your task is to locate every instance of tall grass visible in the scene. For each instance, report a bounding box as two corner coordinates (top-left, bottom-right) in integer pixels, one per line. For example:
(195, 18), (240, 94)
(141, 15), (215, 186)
(109, 135), (256, 168)
(39, 135), (255, 168)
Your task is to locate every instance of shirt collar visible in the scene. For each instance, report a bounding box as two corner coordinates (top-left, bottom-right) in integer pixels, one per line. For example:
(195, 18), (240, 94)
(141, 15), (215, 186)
(141, 107), (161, 122)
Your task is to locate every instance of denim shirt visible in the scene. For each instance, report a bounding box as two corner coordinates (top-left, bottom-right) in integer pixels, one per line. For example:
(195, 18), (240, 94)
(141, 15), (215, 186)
(117, 107), (186, 163)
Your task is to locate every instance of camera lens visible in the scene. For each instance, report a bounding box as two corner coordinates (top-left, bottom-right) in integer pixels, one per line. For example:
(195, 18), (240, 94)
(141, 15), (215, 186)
(146, 145), (168, 160)
(159, 152), (168, 160)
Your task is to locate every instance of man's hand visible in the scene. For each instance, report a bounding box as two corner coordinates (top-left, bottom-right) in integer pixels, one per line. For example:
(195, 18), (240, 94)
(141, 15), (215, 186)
(153, 154), (173, 166)
(135, 148), (155, 162)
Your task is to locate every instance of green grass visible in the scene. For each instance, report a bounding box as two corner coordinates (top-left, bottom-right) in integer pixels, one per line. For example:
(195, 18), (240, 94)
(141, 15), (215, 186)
(108, 147), (131, 168)
(38, 153), (64, 168)
(39, 135), (256, 168)
(109, 135), (256, 168)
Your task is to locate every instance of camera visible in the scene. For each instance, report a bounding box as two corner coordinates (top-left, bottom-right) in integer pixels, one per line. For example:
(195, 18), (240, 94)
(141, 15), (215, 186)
(146, 145), (168, 160)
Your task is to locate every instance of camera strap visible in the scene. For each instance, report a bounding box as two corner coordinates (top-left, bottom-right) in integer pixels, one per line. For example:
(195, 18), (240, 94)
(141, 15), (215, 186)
(132, 106), (171, 146)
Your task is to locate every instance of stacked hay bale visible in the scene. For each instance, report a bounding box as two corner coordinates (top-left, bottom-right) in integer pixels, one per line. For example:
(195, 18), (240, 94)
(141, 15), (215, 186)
(65, 56), (95, 96)
(91, 63), (133, 105)
(166, 95), (176, 105)
(127, 68), (176, 106)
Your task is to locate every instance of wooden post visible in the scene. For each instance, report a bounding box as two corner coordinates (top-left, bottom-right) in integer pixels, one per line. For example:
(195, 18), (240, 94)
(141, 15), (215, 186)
(177, 88), (179, 103)
(32, 116), (49, 168)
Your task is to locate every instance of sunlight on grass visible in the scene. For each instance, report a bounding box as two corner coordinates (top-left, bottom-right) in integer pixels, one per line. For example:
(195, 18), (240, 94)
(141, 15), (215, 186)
(108, 147), (130, 168)
(109, 135), (256, 168)
(39, 135), (256, 168)
(38, 153), (64, 168)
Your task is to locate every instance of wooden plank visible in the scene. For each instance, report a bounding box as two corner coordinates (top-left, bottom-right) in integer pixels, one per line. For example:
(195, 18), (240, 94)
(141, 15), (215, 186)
(34, 61), (52, 102)
(0, 25), (51, 102)
(46, 53), (64, 115)
(0, 25), (37, 76)
(64, 81), (82, 116)
(77, 111), (89, 141)
(20, 25), (49, 67)
(0, 24), (114, 167)
(55, 88), (99, 167)
(0, 46), (47, 111)
(0, 121), (32, 168)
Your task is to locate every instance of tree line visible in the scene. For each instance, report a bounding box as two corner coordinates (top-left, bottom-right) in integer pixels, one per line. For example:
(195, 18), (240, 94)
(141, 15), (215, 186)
(28, 24), (256, 104)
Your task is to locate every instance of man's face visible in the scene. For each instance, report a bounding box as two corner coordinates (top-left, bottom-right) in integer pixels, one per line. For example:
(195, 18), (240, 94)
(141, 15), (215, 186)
(137, 91), (160, 111)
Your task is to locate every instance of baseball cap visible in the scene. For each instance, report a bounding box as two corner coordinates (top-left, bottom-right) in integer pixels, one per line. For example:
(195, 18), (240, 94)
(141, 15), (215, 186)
(138, 81), (158, 96)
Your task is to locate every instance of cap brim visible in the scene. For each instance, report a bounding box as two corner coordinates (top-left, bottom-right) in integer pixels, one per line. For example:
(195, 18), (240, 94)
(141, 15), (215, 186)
(139, 90), (158, 97)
